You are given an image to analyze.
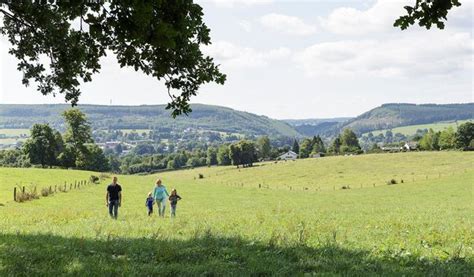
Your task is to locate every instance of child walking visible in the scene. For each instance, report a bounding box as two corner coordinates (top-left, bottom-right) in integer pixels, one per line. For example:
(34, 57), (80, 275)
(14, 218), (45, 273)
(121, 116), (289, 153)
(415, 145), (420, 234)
(168, 189), (182, 218)
(145, 192), (154, 216)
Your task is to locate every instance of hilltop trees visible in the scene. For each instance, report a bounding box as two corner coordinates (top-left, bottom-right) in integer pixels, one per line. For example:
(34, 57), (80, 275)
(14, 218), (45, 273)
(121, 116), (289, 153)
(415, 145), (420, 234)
(206, 147), (218, 166)
(419, 129), (440, 150)
(328, 129), (361, 155)
(455, 122), (474, 150)
(21, 109), (108, 171)
(63, 109), (93, 154)
(297, 136), (326, 158)
(62, 109), (109, 170)
(257, 136), (271, 160)
(311, 136), (326, 155)
(229, 140), (257, 168)
(328, 137), (342, 155)
(217, 145), (232, 166)
(23, 124), (60, 167)
(438, 127), (456, 150)
(292, 139), (300, 155)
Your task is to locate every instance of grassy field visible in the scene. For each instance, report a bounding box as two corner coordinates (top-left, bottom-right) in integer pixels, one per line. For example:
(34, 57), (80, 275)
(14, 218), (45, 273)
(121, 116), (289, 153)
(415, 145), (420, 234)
(0, 152), (473, 275)
(364, 119), (473, 136)
(119, 129), (152, 135)
(0, 129), (30, 137)
(0, 128), (29, 147)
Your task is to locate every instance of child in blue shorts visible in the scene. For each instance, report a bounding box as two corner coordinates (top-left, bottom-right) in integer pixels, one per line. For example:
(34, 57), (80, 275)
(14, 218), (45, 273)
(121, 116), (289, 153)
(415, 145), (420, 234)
(145, 192), (154, 216)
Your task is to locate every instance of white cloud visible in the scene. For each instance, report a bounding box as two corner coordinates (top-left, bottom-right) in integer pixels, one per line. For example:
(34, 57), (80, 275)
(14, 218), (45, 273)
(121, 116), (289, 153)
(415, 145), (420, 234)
(294, 32), (473, 78)
(199, 0), (272, 8)
(320, 0), (472, 35)
(260, 13), (317, 36)
(203, 41), (291, 68)
(238, 20), (252, 32)
(319, 0), (408, 35)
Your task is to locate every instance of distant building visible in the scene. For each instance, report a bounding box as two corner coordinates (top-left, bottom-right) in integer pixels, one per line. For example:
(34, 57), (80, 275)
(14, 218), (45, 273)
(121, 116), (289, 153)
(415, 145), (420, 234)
(278, 151), (298, 160)
(381, 146), (402, 152)
(403, 142), (418, 151)
(98, 141), (121, 150)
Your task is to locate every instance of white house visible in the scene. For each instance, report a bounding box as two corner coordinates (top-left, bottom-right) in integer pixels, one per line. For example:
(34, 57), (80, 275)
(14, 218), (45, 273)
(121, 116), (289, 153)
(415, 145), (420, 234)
(278, 151), (298, 160)
(403, 142), (418, 151)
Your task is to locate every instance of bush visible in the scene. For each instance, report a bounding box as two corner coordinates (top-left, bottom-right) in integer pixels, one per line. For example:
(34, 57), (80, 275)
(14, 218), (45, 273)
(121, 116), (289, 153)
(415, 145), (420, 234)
(41, 187), (52, 197)
(90, 175), (100, 184)
(387, 179), (397, 185)
(16, 186), (39, 202)
(58, 185), (67, 192)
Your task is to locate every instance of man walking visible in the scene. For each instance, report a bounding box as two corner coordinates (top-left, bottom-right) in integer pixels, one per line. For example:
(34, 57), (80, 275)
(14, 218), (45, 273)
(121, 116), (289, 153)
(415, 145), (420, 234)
(106, 176), (122, 219)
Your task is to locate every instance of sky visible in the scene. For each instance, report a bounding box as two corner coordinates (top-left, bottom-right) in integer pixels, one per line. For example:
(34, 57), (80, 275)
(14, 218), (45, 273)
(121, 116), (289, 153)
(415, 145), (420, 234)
(0, 0), (472, 119)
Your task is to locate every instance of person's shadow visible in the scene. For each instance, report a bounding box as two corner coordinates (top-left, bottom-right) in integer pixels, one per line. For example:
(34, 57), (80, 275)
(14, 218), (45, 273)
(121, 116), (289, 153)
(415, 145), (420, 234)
(0, 233), (471, 275)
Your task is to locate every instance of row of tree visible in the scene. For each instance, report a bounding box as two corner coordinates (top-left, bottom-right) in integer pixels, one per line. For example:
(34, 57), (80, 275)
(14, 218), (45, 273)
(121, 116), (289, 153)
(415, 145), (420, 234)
(22, 110), (109, 171)
(418, 123), (473, 151)
(2, 121), (472, 174)
(291, 130), (361, 157)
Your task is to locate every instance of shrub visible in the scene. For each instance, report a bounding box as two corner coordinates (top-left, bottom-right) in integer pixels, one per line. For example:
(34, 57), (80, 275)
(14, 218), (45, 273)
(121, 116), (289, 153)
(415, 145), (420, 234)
(387, 179), (397, 185)
(16, 186), (40, 202)
(90, 175), (100, 184)
(41, 187), (52, 197)
(58, 185), (67, 192)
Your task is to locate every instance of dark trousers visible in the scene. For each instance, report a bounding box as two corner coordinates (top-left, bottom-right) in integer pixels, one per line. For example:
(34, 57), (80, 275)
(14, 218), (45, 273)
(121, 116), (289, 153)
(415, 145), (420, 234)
(147, 205), (153, 216)
(109, 200), (119, 219)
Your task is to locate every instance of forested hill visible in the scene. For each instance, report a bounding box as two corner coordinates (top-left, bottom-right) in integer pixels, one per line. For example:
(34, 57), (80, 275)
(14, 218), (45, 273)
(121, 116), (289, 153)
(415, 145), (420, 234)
(1, 103), (472, 138)
(283, 118), (351, 137)
(336, 103), (474, 135)
(0, 104), (299, 137)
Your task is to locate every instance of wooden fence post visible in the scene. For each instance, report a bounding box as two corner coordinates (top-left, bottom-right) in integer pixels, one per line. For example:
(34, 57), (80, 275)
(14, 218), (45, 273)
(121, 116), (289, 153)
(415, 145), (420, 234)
(13, 187), (17, 202)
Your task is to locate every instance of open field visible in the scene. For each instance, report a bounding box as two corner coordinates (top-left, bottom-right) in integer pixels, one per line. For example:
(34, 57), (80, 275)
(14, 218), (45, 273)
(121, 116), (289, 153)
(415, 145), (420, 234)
(0, 129), (29, 137)
(0, 129), (29, 148)
(119, 129), (152, 135)
(364, 119), (473, 136)
(0, 152), (473, 275)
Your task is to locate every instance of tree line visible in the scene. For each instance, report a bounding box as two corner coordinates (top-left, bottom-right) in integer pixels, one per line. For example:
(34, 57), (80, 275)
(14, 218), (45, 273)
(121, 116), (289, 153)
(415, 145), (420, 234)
(14, 109), (109, 171)
(0, 113), (472, 174)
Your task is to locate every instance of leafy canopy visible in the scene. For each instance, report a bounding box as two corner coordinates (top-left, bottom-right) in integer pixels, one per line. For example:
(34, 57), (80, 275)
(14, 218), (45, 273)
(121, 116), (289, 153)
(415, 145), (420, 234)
(0, 0), (226, 117)
(394, 0), (462, 30)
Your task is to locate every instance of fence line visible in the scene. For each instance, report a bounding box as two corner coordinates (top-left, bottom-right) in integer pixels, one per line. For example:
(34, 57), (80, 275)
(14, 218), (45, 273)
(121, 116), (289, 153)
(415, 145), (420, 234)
(13, 178), (97, 203)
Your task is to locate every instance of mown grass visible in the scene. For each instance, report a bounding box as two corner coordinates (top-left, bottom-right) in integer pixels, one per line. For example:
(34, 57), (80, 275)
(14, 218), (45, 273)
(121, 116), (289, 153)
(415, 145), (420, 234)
(0, 152), (473, 275)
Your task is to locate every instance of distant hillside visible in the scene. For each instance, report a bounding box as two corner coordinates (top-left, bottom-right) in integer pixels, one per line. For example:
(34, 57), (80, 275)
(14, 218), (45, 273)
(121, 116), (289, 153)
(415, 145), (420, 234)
(336, 103), (474, 135)
(284, 118), (351, 137)
(0, 104), (299, 137)
(283, 118), (351, 126)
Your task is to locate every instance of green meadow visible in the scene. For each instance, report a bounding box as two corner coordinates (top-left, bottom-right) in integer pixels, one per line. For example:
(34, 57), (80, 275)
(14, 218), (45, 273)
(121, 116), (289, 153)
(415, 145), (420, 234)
(364, 119), (473, 136)
(0, 152), (473, 275)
